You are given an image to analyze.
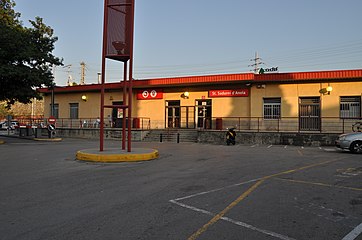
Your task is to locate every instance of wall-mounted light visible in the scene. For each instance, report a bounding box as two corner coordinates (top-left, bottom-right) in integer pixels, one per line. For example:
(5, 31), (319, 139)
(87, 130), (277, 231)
(326, 85), (333, 93)
(319, 85), (333, 95)
(81, 95), (88, 101)
(181, 91), (190, 99)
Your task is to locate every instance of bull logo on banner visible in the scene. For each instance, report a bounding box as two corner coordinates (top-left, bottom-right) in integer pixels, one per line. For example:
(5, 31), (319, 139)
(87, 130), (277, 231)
(137, 89), (163, 100)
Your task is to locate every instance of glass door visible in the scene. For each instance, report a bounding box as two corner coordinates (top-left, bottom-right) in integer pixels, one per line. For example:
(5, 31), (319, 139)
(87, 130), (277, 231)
(196, 99), (212, 129)
(165, 100), (180, 128)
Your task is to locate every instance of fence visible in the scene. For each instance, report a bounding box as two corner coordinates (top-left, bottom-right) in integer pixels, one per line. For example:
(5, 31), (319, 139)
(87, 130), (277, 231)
(55, 117), (151, 130)
(5, 116), (361, 133)
(6, 117), (151, 130)
(212, 117), (362, 133)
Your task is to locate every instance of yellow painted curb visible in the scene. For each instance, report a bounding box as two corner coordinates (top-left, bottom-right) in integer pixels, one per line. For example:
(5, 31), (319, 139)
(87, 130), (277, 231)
(76, 148), (159, 163)
(0, 140), (5, 144)
(34, 138), (63, 142)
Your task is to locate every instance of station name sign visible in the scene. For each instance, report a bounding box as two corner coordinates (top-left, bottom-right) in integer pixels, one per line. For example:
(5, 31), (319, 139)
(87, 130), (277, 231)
(137, 89), (163, 100)
(209, 89), (249, 98)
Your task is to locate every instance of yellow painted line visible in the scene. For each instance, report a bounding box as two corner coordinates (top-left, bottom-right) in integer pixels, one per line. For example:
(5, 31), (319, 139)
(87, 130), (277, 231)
(76, 149), (159, 163)
(297, 149), (303, 156)
(187, 158), (341, 239)
(262, 159), (340, 180)
(0, 140), (5, 144)
(276, 178), (362, 192)
(187, 179), (266, 240)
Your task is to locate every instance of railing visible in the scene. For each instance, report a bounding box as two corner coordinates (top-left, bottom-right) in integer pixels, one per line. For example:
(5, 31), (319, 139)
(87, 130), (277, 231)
(4, 117), (151, 130)
(54, 117), (151, 130)
(5, 116), (45, 127)
(211, 117), (362, 134)
(4, 116), (361, 133)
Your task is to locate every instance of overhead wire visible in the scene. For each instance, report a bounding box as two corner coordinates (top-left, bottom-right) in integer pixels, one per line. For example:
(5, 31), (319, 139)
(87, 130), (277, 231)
(53, 39), (362, 84)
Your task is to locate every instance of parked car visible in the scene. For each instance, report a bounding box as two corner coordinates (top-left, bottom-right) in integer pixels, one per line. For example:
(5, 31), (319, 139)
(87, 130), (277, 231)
(335, 132), (362, 153)
(0, 121), (19, 130)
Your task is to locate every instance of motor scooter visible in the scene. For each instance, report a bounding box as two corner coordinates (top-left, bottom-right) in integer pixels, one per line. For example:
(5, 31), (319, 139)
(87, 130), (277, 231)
(226, 128), (236, 145)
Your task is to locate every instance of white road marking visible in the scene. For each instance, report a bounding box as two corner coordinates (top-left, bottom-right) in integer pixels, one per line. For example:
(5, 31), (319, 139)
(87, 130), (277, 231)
(342, 222), (362, 240)
(324, 148), (337, 152)
(170, 200), (296, 240)
(173, 178), (262, 201)
(267, 145), (273, 148)
(170, 177), (296, 240)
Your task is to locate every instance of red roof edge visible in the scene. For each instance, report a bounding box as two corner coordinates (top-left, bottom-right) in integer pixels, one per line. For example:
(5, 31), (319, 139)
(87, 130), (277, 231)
(254, 69), (362, 81)
(38, 69), (362, 93)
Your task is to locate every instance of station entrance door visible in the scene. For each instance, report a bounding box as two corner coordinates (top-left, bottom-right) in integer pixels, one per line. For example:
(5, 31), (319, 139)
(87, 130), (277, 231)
(196, 99), (212, 129)
(166, 100), (180, 128)
(299, 97), (321, 131)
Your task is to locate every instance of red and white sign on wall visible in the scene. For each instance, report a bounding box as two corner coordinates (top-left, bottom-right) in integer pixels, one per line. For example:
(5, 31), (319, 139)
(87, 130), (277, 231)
(137, 89), (163, 100)
(48, 116), (56, 124)
(209, 89), (249, 98)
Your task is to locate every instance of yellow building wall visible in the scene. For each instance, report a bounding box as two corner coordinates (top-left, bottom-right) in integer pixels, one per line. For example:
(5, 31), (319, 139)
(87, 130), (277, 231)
(44, 92), (119, 119)
(42, 80), (362, 129)
(250, 82), (362, 118)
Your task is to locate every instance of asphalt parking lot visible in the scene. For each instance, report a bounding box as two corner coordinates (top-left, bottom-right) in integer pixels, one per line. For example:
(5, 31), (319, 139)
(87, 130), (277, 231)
(0, 136), (361, 240)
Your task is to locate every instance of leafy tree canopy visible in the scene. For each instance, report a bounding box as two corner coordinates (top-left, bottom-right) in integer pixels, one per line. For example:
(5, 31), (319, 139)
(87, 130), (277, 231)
(0, 0), (63, 107)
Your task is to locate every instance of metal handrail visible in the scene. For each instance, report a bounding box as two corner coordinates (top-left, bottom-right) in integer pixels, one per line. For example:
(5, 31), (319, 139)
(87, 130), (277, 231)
(212, 117), (362, 133)
(4, 116), (361, 133)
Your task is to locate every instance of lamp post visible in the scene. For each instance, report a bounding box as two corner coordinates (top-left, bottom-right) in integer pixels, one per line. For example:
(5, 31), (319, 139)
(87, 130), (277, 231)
(50, 85), (55, 117)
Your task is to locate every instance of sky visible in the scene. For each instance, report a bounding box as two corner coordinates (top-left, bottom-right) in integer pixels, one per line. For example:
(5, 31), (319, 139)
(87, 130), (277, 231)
(14, 0), (362, 86)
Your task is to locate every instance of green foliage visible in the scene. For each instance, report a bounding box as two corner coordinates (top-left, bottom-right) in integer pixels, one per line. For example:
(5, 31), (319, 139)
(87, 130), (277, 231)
(0, 0), (20, 25)
(0, 102), (13, 118)
(0, 0), (63, 106)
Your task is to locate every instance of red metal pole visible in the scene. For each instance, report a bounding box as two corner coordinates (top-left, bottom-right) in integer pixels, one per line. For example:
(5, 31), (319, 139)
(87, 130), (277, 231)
(122, 62), (127, 150)
(100, 0), (109, 152)
(127, 0), (135, 152)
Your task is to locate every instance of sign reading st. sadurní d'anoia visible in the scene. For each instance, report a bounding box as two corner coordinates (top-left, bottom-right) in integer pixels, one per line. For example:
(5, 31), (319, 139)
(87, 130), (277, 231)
(209, 89), (249, 98)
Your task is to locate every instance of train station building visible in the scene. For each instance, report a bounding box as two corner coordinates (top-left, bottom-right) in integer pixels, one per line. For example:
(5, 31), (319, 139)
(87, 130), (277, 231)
(39, 69), (362, 133)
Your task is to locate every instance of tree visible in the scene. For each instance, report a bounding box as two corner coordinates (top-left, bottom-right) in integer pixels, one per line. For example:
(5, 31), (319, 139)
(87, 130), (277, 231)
(0, 102), (13, 119)
(0, 0), (62, 107)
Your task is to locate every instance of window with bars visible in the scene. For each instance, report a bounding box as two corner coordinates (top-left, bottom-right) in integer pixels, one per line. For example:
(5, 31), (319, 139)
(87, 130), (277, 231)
(263, 98), (281, 119)
(69, 103), (79, 119)
(340, 96), (361, 119)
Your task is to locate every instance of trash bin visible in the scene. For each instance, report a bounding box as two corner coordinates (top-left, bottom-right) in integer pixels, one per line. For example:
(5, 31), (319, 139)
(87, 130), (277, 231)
(19, 126), (26, 137)
(133, 118), (140, 129)
(216, 118), (223, 130)
(26, 126), (31, 136)
(35, 128), (43, 138)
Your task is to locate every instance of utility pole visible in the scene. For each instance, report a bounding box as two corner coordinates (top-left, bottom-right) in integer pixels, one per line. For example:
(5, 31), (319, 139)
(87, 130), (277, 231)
(249, 52), (264, 74)
(63, 64), (73, 86)
(80, 62), (86, 85)
(97, 72), (101, 84)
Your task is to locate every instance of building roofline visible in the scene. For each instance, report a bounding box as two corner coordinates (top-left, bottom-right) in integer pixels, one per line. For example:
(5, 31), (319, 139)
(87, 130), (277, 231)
(38, 69), (362, 94)
(254, 69), (362, 82)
